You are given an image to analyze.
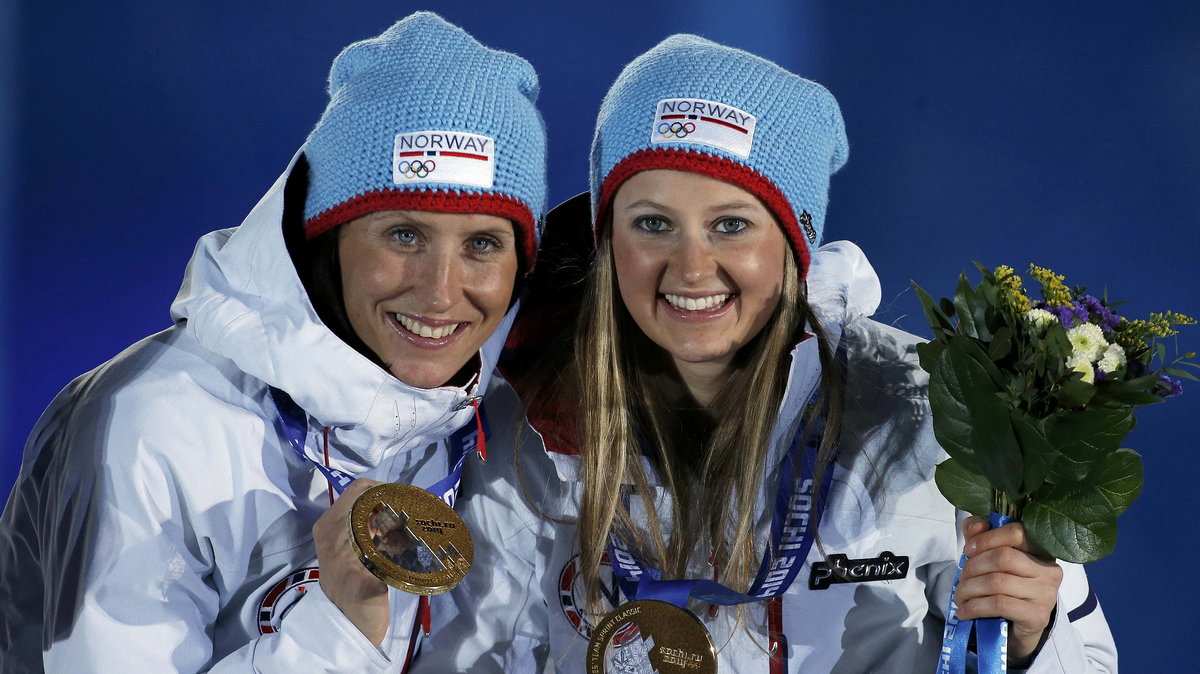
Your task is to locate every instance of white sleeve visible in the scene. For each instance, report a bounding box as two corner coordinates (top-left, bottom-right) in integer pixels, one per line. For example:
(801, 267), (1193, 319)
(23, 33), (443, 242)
(0, 400), (413, 673)
(1024, 562), (1118, 674)
(31, 456), (408, 673)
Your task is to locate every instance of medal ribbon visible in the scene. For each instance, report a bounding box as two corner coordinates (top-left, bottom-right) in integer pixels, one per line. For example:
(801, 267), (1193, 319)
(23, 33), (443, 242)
(606, 411), (832, 610)
(269, 387), (487, 505)
(938, 511), (1011, 674)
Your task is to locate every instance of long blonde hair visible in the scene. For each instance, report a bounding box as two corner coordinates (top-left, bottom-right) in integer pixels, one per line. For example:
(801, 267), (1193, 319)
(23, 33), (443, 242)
(575, 229), (844, 609)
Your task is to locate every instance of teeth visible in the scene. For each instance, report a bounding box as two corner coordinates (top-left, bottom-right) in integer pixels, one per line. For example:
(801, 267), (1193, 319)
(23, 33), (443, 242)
(396, 314), (459, 339)
(663, 293), (730, 311)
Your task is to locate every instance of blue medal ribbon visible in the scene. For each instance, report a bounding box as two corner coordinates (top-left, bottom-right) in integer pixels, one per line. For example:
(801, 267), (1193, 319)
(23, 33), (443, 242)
(938, 511), (1012, 674)
(606, 412), (832, 610)
(269, 387), (486, 505)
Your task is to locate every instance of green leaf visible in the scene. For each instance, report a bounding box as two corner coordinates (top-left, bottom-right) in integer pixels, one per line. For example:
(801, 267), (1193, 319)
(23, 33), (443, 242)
(1043, 325), (1074, 363)
(912, 281), (955, 333)
(953, 273), (985, 340)
(1012, 413), (1058, 495)
(1163, 367), (1200, 382)
(915, 340), (945, 376)
(930, 343), (1023, 497)
(948, 334), (1008, 390)
(1085, 448), (1144, 516)
(940, 297), (958, 319)
(1023, 482), (1117, 563)
(1046, 407), (1135, 481)
(1103, 390), (1164, 406)
(934, 458), (992, 517)
(1055, 375), (1096, 409)
(987, 326), (1013, 361)
(1104, 372), (1161, 393)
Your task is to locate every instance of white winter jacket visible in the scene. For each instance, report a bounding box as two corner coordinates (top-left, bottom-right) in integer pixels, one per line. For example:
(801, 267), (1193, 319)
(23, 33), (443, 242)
(0, 154), (512, 673)
(416, 242), (1118, 673)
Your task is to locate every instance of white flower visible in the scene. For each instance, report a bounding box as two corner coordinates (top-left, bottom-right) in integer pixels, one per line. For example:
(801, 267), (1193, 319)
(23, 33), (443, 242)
(1066, 351), (1097, 384)
(1097, 343), (1127, 374)
(1066, 322), (1107, 363)
(1024, 308), (1058, 333)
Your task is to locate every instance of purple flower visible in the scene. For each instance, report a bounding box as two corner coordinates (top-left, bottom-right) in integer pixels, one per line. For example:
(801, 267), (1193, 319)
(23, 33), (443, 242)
(1157, 373), (1184, 398)
(1072, 300), (1090, 325)
(1078, 294), (1121, 333)
(1048, 303), (1080, 328)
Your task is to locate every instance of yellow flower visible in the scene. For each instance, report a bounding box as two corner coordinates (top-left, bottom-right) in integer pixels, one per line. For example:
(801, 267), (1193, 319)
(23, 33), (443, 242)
(1029, 264), (1072, 307)
(1146, 311), (1198, 338)
(995, 265), (1032, 314)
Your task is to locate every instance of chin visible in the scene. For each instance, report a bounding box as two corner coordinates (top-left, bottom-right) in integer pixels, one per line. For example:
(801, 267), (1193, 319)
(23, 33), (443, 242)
(389, 365), (458, 390)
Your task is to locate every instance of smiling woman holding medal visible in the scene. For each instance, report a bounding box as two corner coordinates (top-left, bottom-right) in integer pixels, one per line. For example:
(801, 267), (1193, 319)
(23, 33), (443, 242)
(0, 12), (545, 672)
(418, 36), (1118, 673)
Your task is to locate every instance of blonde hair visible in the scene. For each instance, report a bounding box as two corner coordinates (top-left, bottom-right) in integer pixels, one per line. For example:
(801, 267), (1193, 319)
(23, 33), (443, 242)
(575, 228), (844, 610)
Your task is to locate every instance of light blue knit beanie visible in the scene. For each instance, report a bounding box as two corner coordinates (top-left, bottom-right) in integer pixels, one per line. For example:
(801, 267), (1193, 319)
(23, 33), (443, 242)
(591, 34), (848, 279)
(304, 12), (547, 268)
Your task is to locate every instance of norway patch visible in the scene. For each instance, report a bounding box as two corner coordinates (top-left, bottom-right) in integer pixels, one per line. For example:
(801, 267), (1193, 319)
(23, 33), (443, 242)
(257, 566), (320, 634)
(809, 551), (908, 590)
(393, 131), (495, 189)
(559, 552), (628, 639)
(650, 98), (757, 158)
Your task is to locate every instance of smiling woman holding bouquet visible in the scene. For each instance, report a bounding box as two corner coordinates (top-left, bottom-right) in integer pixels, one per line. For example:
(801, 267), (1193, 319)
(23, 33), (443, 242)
(419, 35), (1117, 673)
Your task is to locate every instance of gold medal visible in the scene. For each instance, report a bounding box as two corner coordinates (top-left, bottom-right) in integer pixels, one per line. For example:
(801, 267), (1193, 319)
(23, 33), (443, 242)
(586, 600), (717, 674)
(348, 483), (473, 595)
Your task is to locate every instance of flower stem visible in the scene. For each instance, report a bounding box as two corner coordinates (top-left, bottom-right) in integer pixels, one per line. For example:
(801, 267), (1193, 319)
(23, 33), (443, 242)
(991, 490), (1025, 520)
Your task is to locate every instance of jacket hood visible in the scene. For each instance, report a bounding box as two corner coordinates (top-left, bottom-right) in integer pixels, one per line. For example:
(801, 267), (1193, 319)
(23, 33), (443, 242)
(171, 151), (515, 471)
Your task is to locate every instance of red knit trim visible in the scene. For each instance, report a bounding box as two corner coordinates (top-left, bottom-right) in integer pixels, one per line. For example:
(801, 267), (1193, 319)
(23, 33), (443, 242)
(305, 189), (538, 271)
(596, 149), (811, 281)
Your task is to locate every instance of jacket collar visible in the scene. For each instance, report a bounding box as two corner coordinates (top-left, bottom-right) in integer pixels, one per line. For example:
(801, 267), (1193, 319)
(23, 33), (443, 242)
(171, 152), (513, 472)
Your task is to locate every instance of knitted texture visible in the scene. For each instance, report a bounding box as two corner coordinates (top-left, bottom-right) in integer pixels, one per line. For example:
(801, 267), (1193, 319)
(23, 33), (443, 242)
(591, 34), (848, 278)
(303, 12), (547, 267)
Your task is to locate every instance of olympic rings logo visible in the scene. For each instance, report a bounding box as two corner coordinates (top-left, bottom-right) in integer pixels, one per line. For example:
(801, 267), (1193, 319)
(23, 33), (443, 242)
(397, 159), (437, 179)
(657, 121), (697, 138)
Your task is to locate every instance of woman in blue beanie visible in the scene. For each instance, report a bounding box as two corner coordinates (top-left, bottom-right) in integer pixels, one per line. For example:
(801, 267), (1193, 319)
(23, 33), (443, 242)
(0, 12), (545, 672)
(419, 35), (1117, 673)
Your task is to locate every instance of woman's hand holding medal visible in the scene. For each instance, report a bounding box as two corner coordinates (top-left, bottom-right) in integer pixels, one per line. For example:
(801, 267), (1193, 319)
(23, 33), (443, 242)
(954, 516), (1063, 665)
(313, 478), (391, 646)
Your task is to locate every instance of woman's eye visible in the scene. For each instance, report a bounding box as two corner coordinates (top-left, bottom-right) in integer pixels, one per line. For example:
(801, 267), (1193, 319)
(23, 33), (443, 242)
(714, 217), (749, 234)
(469, 236), (500, 253)
(635, 216), (670, 233)
(390, 228), (418, 245)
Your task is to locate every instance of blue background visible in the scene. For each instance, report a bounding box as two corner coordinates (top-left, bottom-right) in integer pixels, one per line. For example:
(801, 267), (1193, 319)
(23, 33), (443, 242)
(3, 1), (1197, 667)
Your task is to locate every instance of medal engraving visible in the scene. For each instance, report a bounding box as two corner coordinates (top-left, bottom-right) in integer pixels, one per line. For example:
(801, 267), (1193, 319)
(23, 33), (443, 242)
(587, 600), (716, 673)
(348, 483), (473, 595)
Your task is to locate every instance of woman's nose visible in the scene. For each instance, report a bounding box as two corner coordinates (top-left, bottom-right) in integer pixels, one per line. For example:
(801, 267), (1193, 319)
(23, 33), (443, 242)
(414, 248), (464, 313)
(674, 231), (715, 285)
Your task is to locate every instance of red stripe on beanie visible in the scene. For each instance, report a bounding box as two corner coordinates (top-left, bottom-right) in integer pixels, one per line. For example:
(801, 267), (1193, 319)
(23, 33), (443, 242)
(305, 189), (538, 272)
(595, 149), (811, 281)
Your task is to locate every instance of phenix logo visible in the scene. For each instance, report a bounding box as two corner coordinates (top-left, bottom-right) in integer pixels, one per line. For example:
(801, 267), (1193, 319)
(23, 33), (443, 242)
(809, 551), (909, 590)
(651, 98), (757, 158)
(392, 131), (496, 188)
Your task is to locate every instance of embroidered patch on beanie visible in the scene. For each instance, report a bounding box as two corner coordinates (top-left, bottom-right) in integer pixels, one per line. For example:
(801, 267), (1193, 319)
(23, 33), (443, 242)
(393, 130), (496, 189)
(650, 98), (757, 159)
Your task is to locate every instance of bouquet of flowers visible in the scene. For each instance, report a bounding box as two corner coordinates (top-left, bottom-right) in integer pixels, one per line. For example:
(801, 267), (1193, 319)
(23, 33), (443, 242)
(913, 264), (1195, 563)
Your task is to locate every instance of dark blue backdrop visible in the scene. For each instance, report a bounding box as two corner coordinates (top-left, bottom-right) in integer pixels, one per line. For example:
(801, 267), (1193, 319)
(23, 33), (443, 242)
(4, 1), (1198, 668)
